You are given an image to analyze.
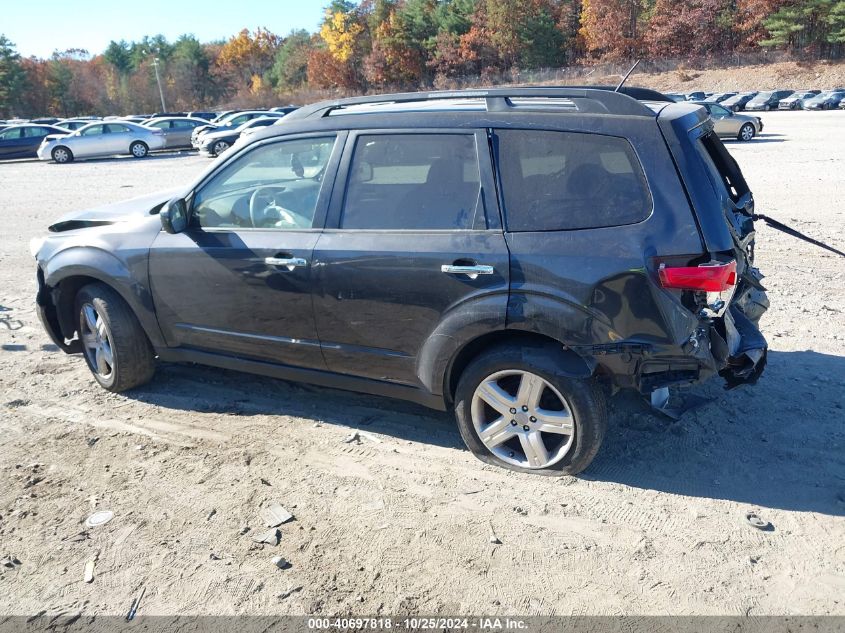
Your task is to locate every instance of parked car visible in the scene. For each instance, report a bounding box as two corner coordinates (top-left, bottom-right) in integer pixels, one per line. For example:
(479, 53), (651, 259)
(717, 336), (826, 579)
(703, 92), (737, 104)
(745, 90), (793, 111)
(685, 91), (706, 101)
(777, 91), (821, 110)
(803, 91), (845, 110)
(722, 92), (758, 112)
(191, 110), (286, 147)
(37, 121), (165, 163)
(665, 93), (686, 102)
(188, 111), (218, 121)
(56, 119), (96, 131)
(270, 106), (299, 115)
(31, 88), (769, 476)
(143, 117), (210, 149)
(31, 117), (61, 125)
(692, 102), (762, 141)
(152, 111), (187, 118)
(0, 124), (70, 159)
(198, 116), (282, 157)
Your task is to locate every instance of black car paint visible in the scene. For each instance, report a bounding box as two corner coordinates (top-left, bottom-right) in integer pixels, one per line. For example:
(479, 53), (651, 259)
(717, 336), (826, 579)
(35, 93), (766, 411)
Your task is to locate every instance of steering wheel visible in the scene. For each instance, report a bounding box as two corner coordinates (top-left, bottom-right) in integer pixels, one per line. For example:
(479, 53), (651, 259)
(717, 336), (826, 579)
(249, 186), (296, 228)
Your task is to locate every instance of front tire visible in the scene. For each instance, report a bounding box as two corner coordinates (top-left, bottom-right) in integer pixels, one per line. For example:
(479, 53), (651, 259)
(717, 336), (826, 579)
(212, 140), (230, 156)
(130, 141), (148, 158)
(738, 123), (756, 142)
(52, 146), (73, 163)
(75, 284), (155, 392)
(454, 344), (607, 476)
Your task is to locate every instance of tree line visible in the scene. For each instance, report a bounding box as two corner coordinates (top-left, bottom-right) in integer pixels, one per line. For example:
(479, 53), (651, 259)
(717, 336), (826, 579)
(2, 0), (844, 118)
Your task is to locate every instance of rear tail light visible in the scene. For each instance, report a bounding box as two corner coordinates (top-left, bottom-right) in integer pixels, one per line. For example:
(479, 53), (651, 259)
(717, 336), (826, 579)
(658, 260), (737, 292)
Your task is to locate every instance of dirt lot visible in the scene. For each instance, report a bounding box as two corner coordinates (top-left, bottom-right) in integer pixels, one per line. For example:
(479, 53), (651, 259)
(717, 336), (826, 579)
(0, 113), (844, 618)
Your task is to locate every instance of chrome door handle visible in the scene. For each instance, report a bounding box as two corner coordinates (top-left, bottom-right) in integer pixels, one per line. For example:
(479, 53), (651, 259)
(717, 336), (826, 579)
(264, 256), (307, 270)
(441, 264), (494, 279)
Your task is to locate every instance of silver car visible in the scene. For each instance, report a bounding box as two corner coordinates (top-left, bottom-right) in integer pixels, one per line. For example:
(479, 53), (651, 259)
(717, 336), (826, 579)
(143, 117), (209, 149)
(37, 121), (166, 163)
(694, 102), (762, 141)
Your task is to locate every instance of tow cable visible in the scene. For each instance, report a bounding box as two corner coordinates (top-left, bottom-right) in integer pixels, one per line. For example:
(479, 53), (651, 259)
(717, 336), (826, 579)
(752, 213), (845, 257)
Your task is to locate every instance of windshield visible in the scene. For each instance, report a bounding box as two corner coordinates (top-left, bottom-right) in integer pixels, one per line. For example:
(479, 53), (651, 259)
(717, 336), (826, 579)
(753, 92), (773, 100)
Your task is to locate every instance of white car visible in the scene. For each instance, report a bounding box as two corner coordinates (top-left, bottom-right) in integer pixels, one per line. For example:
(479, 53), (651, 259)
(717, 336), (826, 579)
(37, 121), (166, 163)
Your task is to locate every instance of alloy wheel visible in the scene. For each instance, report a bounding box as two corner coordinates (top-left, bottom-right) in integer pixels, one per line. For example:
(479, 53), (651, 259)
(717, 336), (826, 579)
(53, 148), (69, 163)
(213, 141), (229, 155)
(131, 143), (147, 157)
(471, 369), (575, 469)
(80, 303), (115, 380)
(740, 124), (755, 141)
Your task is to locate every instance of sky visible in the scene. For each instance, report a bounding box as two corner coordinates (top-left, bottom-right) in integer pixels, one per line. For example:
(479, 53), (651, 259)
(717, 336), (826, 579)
(2, 0), (327, 58)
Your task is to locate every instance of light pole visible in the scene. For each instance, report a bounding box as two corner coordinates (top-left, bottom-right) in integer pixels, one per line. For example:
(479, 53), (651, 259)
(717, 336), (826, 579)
(152, 57), (167, 112)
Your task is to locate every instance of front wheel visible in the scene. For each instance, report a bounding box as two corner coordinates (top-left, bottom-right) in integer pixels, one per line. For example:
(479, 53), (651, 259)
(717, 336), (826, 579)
(75, 284), (155, 392)
(738, 123), (756, 142)
(130, 141), (148, 158)
(52, 146), (73, 163)
(454, 344), (607, 475)
(212, 140), (230, 156)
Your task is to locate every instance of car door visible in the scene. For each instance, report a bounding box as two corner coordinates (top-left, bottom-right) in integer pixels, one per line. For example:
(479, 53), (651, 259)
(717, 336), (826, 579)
(0, 127), (27, 158)
(311, 130), (510, 387)
(708, 104), (736, 136)
(170, 120), (198, 148)
(74, 124), (106, 157)
(149, 133), (344, 368)
(105, 123), (133, 153)
(147, 119), (173, 147)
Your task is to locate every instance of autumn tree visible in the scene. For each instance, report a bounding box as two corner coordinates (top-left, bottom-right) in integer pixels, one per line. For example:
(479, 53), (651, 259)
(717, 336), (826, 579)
(645, 0), (738, 57)
(216, 27), (281, 93)
(580, 0), (647, 59)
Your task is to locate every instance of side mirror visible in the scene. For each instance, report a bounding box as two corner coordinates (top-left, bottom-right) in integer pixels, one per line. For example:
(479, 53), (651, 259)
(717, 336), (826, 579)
(160, 197), (188, 234)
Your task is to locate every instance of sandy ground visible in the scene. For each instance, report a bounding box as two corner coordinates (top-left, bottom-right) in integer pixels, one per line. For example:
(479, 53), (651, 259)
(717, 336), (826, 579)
(0, 113), (843, 618)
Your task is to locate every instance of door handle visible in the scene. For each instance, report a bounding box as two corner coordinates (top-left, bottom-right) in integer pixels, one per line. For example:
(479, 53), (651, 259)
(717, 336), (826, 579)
(441, 264), (494, 279)
(264, 256), (307, 271)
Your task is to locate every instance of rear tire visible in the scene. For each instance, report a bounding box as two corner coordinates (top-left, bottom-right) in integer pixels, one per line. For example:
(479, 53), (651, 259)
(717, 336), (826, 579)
(52, 146), (73, 163)
(738, 123), (755, 142)
(75, 283), (155, 392)
(130, 141), (148, 158)
(454, 343), (607, 476)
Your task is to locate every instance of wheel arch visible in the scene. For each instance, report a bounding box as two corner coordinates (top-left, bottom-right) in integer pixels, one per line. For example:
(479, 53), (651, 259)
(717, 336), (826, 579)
(42, 256), (165, 350)
(442, 330), (596, 408)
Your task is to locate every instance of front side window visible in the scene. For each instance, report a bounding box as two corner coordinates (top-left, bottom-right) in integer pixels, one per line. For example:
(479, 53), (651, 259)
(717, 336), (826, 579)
(340, 134), (480, 230)
(81, 125), (105, 136)
(192, 136), (335, 230)
(495, 129), (652, 232)
(1, 128), (24, 140)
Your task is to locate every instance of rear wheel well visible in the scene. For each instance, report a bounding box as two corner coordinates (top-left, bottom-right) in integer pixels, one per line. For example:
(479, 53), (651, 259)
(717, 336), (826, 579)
(445, 331), (592, 405)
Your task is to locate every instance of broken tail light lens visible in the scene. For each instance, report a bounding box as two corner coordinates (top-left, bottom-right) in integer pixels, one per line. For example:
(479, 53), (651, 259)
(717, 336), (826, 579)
(658, 260), (737, 292)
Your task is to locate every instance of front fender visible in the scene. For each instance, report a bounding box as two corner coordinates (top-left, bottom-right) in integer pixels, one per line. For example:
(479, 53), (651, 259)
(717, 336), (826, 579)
(40, 246), (165, 348)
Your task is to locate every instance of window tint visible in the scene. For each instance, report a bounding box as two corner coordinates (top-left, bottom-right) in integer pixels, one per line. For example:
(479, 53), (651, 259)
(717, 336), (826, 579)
(710, 105), (731, 117)
(172, 119), (196, 129)
(25, 126), (49, 137)
(193, 136), (335, 230)
(106, 124), (131, 133)
(148, 120), (171, 129)
(495, 130), (651, 231)
(341, 134), (480, 230)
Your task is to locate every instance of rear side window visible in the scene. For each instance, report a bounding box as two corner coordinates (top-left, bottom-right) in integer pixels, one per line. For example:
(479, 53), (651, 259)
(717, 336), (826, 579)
(494, 130), (651, 232)
(341, 134), (480, 230)
(697, 130), (749, 203)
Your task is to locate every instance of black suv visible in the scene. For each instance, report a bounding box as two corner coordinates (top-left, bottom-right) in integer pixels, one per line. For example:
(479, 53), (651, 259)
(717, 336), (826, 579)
(33, 88), (768, 475)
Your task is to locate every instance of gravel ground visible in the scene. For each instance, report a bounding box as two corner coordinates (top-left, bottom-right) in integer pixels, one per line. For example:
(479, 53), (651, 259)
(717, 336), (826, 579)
(0, 113), (843, 617)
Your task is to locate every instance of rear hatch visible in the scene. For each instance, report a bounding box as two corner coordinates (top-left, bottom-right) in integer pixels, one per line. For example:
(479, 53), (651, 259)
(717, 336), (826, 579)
(657, 104), (768, 387)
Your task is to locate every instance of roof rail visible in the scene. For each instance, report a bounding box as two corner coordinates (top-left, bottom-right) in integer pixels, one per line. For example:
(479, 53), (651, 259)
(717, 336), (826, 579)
(284, 87), (655, 121)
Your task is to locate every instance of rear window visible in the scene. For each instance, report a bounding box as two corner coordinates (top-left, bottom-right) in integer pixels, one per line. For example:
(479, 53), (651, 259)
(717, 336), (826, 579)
(696, 130), (749, 203)
(494, 129), (652, 231)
